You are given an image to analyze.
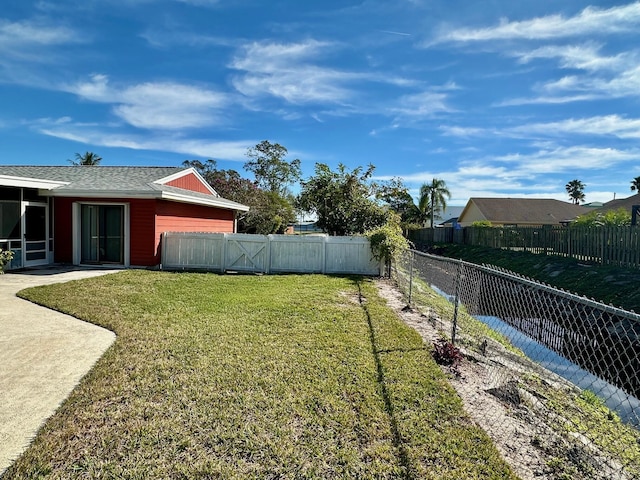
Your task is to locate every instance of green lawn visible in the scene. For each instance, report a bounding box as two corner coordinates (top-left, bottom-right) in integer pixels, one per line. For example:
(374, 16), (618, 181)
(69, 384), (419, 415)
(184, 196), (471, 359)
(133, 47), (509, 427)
(7, 271), (516, 479)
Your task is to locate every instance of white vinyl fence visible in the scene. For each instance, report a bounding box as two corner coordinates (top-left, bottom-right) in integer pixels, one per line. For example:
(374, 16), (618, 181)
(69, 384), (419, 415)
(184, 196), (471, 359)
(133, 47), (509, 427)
(160, 232), (383, 275)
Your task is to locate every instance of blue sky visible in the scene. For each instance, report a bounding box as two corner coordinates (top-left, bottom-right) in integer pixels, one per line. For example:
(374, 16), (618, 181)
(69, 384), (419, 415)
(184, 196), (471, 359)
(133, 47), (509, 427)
(2, 0), (640, 205)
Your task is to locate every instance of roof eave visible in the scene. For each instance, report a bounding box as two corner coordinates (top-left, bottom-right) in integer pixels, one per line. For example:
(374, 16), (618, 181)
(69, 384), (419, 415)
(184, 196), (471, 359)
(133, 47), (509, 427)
(43, 188), (250, 212)
(0, 175), (69, 190)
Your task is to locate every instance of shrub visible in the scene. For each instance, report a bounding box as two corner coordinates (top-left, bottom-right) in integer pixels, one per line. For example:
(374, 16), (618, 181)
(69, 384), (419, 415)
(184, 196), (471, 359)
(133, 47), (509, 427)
(0, 249), (14, 273)
(366, 213), (411, 275)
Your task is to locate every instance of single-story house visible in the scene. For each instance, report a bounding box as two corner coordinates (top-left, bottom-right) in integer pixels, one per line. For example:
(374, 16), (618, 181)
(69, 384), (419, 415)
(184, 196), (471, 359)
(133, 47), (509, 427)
(0, 166), (249, 270)
(592, 194), (640, 215)
(457, 198), (592, 227)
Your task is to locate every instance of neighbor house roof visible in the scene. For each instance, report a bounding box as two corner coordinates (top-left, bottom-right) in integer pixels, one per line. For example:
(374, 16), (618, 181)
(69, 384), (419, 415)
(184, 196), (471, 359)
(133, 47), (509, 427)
(458, 198), (592, 226)
(0, 166), (249, 211)
(593, 194), (640, 214)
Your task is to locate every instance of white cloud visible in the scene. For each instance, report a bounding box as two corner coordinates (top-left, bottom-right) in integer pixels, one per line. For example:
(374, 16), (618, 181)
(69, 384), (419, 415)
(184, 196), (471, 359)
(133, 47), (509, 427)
(0, 18), (78, 51)
(230, 40), (357, 104)
(65, 74), (228, 129)
(391, 91), (453, 117)
(432, 2), (640, 44)
(512, 115), (640, 139)
(515, 44), (629, 72)
(37, 119), (252, 160)
(230, 39), (414, 106)
(442, 115), (640, 140)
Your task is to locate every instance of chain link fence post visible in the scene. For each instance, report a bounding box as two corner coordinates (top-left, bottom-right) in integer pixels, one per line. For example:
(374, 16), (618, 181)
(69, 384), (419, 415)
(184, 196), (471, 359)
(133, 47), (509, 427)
(408, 250), (414, 305)
(451, 259), (462, 345)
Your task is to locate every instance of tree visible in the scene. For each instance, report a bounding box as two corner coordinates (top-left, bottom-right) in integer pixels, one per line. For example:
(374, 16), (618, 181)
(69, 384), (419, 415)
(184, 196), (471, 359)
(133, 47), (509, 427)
(566, 179), (586, 204)
(377, 177), (421, 228)
(631, 176), (640, 194)
(182, 159), (296, 234)
(69, 151), (102, 166)
(297, 163), (389, 236)
(419, 178), (451, 228)
(244, 140), (302, 196)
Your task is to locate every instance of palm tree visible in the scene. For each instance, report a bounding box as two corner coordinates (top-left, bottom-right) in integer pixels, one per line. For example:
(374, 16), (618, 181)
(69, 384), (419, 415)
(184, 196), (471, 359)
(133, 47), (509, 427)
(419, 178), (451, 228)
(565, 179), (586, 204)
(631, 176), (640, 194)
(69, 151), (102, 166)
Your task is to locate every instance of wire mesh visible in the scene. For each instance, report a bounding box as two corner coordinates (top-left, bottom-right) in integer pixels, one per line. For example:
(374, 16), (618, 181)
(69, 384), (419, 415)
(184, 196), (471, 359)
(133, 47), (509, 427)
(393, 249), (640, 480)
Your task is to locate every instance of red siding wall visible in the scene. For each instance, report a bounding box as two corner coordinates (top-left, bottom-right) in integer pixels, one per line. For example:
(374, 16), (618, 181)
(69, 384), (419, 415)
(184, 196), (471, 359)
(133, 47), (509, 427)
(53, 197), (74, 263)
(165, 173), (213, 195)
(53, 198), (158, 266)
(53, 197), (235, 267)
(155, 200), (234, 236)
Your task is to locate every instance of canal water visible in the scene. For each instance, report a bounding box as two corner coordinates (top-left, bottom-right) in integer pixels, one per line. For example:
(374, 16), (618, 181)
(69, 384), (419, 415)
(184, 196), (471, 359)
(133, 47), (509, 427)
(431, 285), (640, 427)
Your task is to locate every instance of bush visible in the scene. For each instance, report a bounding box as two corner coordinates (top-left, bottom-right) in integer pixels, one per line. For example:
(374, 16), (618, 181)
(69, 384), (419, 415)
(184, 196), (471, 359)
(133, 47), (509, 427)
(0, 249), (14, 273)
(366, 213), (411, 276)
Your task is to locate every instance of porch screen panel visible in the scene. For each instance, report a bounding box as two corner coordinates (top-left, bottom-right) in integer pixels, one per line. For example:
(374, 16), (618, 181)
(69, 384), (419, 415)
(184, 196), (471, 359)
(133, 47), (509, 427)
(0, 201), (20, 240)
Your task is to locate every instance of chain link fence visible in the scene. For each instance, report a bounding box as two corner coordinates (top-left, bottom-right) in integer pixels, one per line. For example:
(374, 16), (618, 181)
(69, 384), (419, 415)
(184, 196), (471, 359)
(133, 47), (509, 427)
(393, 249), (640, 480)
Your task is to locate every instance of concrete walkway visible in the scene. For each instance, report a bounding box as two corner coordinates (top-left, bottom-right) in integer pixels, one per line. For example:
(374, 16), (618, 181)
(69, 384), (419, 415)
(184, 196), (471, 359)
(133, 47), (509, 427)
(0, 267), (119, 476)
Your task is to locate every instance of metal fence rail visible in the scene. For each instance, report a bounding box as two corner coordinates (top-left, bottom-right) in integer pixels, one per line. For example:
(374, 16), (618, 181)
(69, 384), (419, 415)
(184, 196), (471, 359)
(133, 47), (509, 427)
(394, 249), (640, 480)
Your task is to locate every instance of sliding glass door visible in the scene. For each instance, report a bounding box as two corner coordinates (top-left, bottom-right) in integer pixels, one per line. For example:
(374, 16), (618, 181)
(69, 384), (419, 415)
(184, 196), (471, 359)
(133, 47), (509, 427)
(81, 205), (124, 264)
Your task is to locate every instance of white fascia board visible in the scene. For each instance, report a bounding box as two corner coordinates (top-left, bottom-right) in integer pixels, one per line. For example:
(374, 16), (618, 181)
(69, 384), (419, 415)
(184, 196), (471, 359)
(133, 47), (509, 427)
(45, 188), (250, 212)
(160, 191), (250, 211)
(0, 175), (68, 190)
(154, 168), (219, 197)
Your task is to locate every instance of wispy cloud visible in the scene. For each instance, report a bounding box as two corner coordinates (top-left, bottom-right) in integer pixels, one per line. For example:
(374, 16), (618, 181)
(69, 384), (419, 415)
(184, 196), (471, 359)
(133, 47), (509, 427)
(511, 115), (640, 139)
(229, 39), (414, 107)
(514, 43), (630, 72)
(0, 18), (79, 51)
(229, 40), (357, 104)
(36, 117), (252, 160)
(442, 115), (640, 140)
(431, 2), (640, 44)
(64, 74), (229, 129)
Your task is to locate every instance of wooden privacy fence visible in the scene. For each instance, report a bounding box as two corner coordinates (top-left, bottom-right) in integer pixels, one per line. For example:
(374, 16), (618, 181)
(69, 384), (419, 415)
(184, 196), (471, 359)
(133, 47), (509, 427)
(409, 225), (640, 269)
(160, 232), (382, 275)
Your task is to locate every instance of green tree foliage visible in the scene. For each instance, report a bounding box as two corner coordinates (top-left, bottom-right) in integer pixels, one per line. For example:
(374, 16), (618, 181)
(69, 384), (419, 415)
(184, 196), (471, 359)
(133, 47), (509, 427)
(244, 140), (302, 196)
(182, 159), (296, 234)
(419, 178), (451, 228)
(68, 151), (102, 166)
(565, 179), (586, 204)
(377, 177), (422, 229)
(572, 208), (631, 227)
(631, 176), (640, 194)
(297, 163), (389, 236)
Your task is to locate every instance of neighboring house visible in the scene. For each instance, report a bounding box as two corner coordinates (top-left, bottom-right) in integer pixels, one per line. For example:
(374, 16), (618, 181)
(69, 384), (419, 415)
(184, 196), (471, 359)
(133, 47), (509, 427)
(457, 198), (592, 227)
(437, 206), (464, 226)
(592, 194), (640, 215)
(0, 166), (249, 270)
(286, 221), (323, 234)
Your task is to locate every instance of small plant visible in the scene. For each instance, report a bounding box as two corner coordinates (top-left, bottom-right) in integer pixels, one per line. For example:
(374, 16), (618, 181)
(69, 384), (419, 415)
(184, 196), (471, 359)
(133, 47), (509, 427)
(0, 249), (14, 273)
(432, 338), (463, 375)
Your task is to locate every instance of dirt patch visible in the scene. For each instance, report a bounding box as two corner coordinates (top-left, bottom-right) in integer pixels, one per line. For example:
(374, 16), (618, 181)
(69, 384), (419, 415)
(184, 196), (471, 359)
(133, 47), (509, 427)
(375, 278), (630, 480)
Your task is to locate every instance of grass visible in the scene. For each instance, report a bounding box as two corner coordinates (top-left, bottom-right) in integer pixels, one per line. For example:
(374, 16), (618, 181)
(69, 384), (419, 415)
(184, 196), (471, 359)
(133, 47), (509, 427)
(6, 271), (516, 479)
(432, 244), (640, 312)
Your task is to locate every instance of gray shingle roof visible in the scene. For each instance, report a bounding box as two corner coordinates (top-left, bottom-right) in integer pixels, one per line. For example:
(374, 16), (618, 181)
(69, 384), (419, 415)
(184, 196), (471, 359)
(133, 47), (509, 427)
(461, 198), (592, 225)
(595, 194), (640, 213)
(0, 166), (182, 191)
(0, 166), (249, 211)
